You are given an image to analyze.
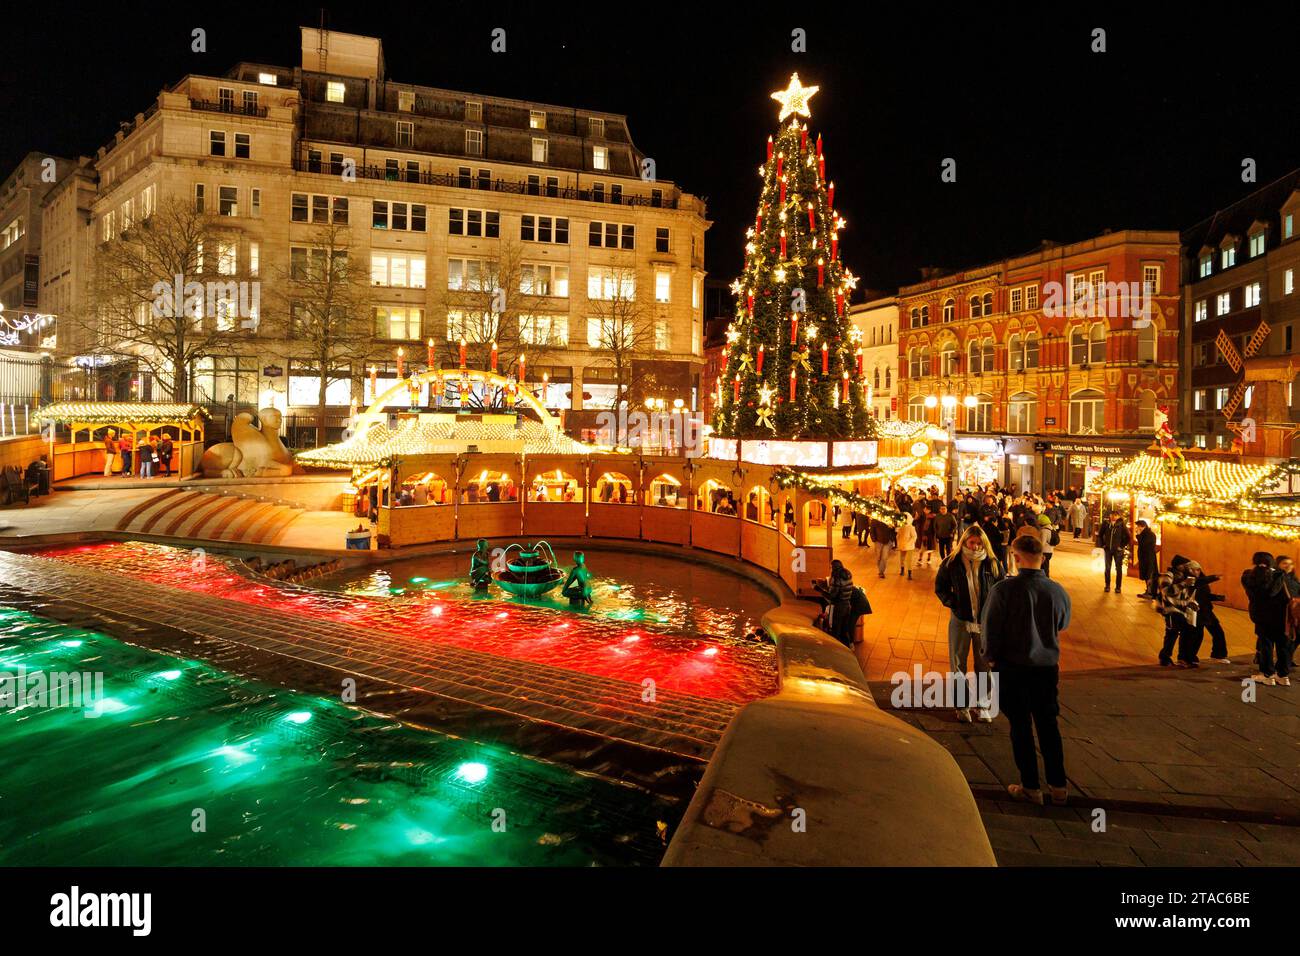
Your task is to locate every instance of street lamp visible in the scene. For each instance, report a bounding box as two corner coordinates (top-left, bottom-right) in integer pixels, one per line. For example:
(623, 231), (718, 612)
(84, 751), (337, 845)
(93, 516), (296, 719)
(926, 385), (977, 502)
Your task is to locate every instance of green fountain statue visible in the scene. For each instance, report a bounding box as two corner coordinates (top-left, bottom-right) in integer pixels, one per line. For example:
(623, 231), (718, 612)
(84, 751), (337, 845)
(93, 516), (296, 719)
(561, 551), (594, 607)
(469, 538), (492, 591)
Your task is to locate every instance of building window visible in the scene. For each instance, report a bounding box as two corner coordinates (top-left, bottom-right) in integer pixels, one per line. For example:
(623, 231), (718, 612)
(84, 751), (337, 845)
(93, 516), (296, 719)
(1250, 232), (1266, 258)
(532, 138), (548, 163)
(465, 100), (482, 122)
(396, 121), (414, 148)
(1137, 391), (1157, 432)
(1007, 392), (1037, 433)
(908, 346), (932, 378)
(194, 183), (205, 214)
(1068, 389), (1105, 434)
(218, 87), (234, 110)
(326, 81), (345, 103)
(215, 240), (237, 276)
(1216, 292), (1231, 316)
(373, 307), (422, 341)
(587, 317), (634, 350)
(968, 337), (995, 373)
(1142, 264), (1161, 296)
(965, 395), (993, 432)
(655, 227), (670, 254)
(1199, 254), (1212, 278)
(1286, 270), (1295, 296)
(250, 188), (261, 218)
(520, 263), (569, 297)
(587, 267), (635, 301)
(589, 117), (605, 137)
(593, 146), (609, 171)
(518, 314), (569, 347)
(231, 132), (250, 159)
(465, 130), (483, 156)
(218, 185), (238, 216)
(939, 343), (958, 375)
(654, 270), (671, 303)
(371, 253), (426, 289)
(942, 298), (955, 323)
(242, 90), (258, 113)
(373, 201), (429, 232)
(907, 396), (928, 421)
(969, 294), (982, 319)
(1009, 288), (1022, 313)
(1025, 285), (1039, 310)
(654, 319), (671, 351)
(520, 215), (568, 244)
(249, 241), (259, 277)
(1070, 324), (1105, 365)
(398, 90), (415, 112)
(258, 72), (277, 86)
(1221, 244), (1236, 269)
(445, 206), (494, 237)
(209, 130), (225, 157)
(1137, 323), (1156, 362)
(447, 258), (495, 292)
(529, 110), (546, 130)
(1245, 282), (1262, 308)
(588, 221), (635, 249)
(1194, 300), (1207, 323)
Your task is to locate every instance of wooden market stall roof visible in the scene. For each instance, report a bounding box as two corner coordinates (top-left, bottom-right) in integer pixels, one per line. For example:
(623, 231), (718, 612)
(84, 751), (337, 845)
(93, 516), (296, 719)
(1092, 453), (1300, 507)
(296, 416), (598, 470)
(35, 401), (207, 434)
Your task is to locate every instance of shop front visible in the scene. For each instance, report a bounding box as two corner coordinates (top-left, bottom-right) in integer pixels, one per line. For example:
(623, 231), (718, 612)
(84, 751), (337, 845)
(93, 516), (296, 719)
(953, 437), (1004, 489)
(1003, 436), (1037, 494)
(1035, 437), (1152, 495)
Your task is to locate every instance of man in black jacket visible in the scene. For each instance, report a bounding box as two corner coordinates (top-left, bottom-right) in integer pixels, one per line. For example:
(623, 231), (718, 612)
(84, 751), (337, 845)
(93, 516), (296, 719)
(981, 533), (1072, 806)
(1098, 511), (1130, 593)
(1135, 520), (1159, 598)
(1242, 552), (1290, 685)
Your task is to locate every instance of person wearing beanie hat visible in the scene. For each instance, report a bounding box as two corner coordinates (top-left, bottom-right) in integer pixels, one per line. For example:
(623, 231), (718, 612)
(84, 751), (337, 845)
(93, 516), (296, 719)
(1035, 512), (1056, 577)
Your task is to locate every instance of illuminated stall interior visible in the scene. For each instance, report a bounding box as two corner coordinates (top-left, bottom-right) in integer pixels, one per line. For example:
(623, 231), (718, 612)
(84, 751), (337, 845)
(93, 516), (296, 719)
(594, 471), (635, 504)
(644, 472), (685, 508)
(530, 469), (582, 502)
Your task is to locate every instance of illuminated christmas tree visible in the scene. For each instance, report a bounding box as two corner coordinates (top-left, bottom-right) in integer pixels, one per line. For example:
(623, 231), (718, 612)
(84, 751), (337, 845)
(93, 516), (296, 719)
(714, 73), (871, 440)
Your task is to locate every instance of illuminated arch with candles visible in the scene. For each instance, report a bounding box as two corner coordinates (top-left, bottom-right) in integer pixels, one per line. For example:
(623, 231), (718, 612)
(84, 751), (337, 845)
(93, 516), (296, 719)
(355, 367), (560, 433)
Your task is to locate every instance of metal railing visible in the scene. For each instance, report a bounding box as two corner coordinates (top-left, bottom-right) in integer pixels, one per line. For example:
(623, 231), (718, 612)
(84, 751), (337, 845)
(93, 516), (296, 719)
(190, 99), (269, 118)
(293, 157), (681, 209)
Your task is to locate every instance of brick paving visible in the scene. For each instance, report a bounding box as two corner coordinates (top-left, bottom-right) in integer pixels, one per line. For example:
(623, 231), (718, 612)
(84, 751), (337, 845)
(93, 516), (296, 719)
(845, 524), (1300, 865)
(0, 550), (736, 762)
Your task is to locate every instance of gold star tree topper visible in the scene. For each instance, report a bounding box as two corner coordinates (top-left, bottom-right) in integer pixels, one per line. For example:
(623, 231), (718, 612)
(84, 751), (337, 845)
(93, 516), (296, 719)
(771, 73), (819, 121)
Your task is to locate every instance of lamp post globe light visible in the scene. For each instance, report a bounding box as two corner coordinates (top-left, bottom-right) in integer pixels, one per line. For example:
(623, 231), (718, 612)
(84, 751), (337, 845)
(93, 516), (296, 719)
(925, 386), (977, 502)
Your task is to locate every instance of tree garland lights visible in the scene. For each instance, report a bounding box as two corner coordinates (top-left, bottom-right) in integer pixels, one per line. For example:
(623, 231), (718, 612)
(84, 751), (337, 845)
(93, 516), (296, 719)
(715, 74), (870, 441)
(774, 468), (905, 526)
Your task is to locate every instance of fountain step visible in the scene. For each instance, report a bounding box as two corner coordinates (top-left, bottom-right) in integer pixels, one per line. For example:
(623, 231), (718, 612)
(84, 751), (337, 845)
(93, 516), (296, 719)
(0, 551), (737, 760)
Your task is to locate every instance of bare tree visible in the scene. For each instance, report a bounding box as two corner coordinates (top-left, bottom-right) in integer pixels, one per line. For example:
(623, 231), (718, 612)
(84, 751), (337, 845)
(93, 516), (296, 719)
(432, 239), (561, 410)
(586, 264), (654, 443)
(71, 197), (257, 400)
(266, 222), (375, 447)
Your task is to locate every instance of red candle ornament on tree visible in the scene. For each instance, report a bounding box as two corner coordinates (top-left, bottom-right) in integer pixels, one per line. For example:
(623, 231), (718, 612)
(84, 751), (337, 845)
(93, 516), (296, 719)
(828, 181), (835, 209)
(459, 338), (467, 369)
(789, 369), (797, 402)
(790, 314), (799, 345)
(806, 203), (815, 230)
(747, 291), (754, 316)
(518, 353), (526, 383)
(779, 177), (787, 204)
(756, 344), (765, 375)
(733, 376), (741, 401)
(369, 365), (377, 397)
(831, 234), (838, 261)
(776, 154), (783, 178)
(816, 133), (823, 157)
(842, 371), (850, 401)
(767, 136), (773, 162)
(490, 340), (498, 372)
(856, 348), (864, 375)
(779, 229), (787, 259)
(817, 257), (825, 287)
(821, 341), (829, 374)
(836, 293), (845, 316)
(800, 126), (808, 151)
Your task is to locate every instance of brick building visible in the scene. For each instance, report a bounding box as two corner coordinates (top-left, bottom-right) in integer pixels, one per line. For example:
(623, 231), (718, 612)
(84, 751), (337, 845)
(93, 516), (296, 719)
(1181, 169), (1300, 451)
(896, 229), (1181, 492)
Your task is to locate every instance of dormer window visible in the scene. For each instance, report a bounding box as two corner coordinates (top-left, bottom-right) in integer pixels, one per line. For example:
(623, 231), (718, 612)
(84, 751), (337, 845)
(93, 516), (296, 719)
(257, 73), (277, 86)
(465, 101), (482, 122)
(1220, 238), (1237, 269)
(326, 81), (345, 103)
(1198, 252), (1212, 278)
(398, 91), (415, 112)
(589, 117), (605, 137)
(1249, 224), (1267, 258)
(529, 110), (546, 130)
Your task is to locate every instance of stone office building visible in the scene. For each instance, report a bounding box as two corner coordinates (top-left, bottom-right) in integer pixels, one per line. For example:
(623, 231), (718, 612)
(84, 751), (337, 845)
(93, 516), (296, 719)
(78, 26), (709, 437)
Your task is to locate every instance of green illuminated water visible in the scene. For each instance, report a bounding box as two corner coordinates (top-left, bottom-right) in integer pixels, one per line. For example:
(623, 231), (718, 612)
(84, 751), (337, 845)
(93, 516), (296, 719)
(0, 608), (671, 866)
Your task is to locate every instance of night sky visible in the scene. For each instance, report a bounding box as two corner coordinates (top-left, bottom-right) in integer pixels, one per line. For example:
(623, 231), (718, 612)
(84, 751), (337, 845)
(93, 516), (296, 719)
(4, 3), (1297, 295)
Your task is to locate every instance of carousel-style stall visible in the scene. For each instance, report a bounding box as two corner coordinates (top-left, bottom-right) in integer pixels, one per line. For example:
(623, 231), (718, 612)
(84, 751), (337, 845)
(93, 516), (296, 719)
(1092, 452), (1300, 609)
(587, 454), (641, 541)
(34, 401), (207, 480)
(523, 455), (587, 537)
(640, 456), (691, 546)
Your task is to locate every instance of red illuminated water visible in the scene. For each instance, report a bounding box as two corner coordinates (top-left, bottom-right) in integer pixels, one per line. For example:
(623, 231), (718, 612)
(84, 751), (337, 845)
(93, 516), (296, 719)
(34, 542), (778, 702)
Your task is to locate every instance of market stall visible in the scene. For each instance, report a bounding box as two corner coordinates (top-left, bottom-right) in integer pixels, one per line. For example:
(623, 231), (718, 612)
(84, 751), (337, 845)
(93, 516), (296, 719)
(34, 401), (206, 480)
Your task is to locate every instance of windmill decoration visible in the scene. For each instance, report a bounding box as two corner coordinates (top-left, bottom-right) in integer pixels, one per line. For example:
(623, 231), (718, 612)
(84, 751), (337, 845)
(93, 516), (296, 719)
(1217, 319), (1271, 420)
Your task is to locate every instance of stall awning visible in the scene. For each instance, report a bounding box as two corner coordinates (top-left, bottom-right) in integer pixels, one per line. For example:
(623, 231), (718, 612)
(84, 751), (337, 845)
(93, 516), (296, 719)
(1092, 454), (1300, 507)
(35, 401), (208, 429)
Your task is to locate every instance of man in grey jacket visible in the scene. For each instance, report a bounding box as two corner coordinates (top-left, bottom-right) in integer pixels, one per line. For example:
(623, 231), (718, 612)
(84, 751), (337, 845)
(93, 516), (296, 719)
(981, 533), (1072, 806)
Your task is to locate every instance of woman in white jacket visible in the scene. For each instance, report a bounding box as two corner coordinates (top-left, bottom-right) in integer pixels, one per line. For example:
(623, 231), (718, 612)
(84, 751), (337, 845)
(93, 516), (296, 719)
(896, 513), (918, 579)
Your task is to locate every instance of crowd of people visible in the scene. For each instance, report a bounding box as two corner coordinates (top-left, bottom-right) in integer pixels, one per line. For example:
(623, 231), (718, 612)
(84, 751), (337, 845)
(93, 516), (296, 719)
(100, 429), (175, 479)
